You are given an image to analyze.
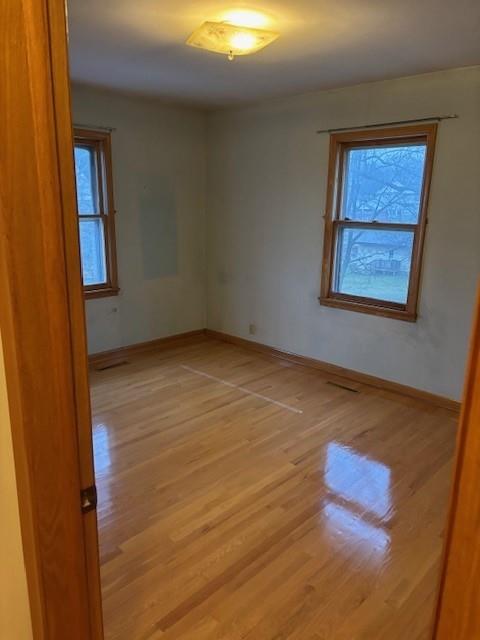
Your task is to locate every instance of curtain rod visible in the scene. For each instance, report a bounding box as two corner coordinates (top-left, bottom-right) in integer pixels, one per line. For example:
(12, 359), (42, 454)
(73, 123), (116, 132)
(316, 114), (458, 134)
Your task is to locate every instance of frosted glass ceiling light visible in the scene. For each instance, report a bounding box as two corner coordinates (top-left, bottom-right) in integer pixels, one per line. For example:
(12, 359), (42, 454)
(186, 20), (279, 60)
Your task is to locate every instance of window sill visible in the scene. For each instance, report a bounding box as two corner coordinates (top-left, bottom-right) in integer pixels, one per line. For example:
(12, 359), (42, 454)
(84, 287), (120, 300)
(319, 296), (417, 322)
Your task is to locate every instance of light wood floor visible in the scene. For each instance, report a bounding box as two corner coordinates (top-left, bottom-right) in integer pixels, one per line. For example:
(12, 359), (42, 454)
(90, 338), (457, 640)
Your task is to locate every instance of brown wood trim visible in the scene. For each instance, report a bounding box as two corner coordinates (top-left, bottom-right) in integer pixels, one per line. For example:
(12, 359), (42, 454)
(319, 296), (417, 322)
(320, 132), (340, 301)
(433, 287), (480, 639)
(90, 327), (459, 412)
(320, 123), (437, 321)
(74, 127), (119, 298)
(334, 220), (418, 232)
(47, 2), (104, 638)
(205, 330), (460, 413)
(89, 330), (207, 368)
(84, 286), (120, 300)
(0, 0), (95, 638)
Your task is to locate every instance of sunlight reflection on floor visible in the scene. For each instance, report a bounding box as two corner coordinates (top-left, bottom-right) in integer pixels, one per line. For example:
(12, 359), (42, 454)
(321, 442), (392, 558)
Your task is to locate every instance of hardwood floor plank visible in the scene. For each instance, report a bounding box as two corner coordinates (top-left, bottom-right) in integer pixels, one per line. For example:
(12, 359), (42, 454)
(90, 338), (457, 640)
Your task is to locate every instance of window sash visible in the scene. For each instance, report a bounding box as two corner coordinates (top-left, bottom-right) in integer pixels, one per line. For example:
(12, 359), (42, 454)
(319, 124), (437, 321)
(78, 217), (108, 286)
(74, 143), (101, 215)
(330, 221), (418, 308)
(335, 138), (428, 225)
(327, 222), (422, 315)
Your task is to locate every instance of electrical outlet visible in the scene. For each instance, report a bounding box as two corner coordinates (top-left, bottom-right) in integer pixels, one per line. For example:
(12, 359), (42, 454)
(249, 323), (257, 335)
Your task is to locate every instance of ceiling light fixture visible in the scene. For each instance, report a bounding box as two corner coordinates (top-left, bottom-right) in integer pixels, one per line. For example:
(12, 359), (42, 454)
(186, 18), (279, 61)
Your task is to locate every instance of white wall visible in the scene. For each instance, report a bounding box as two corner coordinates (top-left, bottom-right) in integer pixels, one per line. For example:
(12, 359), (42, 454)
(0, 333), (33, 640)
(206, 66), (480, 401)
(72, 85), (207, 354)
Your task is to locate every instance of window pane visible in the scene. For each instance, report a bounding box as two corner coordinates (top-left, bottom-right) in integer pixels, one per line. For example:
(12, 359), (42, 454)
(74, 145), (99, 214)
(79, 219), (107, 285)
(341, 144), (427, 224)
(334, 228), (414, 304)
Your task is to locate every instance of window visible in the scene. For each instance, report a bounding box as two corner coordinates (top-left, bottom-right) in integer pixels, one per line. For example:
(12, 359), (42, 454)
(73, 128), (118, 298)
(320, 124), (437, 321)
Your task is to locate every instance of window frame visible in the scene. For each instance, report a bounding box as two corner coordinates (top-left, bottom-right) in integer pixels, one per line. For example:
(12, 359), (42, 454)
(319, 123), (437, 322)
(74, 128), (119, 299)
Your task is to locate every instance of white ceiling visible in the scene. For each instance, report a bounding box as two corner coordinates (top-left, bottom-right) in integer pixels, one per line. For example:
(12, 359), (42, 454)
(67, 0), (480, 108)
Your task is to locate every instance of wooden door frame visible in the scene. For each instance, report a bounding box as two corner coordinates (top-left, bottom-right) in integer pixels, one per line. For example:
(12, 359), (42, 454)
(1, 1), (479, 639)
(433, 287), (480, 639)
(0, 0), (103, 639)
